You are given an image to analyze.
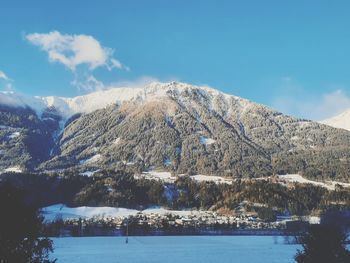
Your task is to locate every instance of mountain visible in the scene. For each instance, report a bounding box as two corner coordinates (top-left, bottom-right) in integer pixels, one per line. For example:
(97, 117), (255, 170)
(321, 109), (350, 131)
(1, 81), (350, 182)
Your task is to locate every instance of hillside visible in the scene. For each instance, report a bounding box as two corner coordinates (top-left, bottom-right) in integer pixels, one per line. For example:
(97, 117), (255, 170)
(1, 82), (350, 182)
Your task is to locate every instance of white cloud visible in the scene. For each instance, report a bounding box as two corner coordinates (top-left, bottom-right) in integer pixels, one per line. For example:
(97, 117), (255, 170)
(0, 70), (14, 91)
(71, 75), (160, 93)
(109, 76), (160, 88)
(26, 31), (127, 71)
(271, 78), (350, 121)
(71, 75), (105, 92)
(0, 70), (9, 80)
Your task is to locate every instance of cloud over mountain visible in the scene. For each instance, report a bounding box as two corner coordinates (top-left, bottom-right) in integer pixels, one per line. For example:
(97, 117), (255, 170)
(0, 70), (9, 80)
(25, 31), (127, 71)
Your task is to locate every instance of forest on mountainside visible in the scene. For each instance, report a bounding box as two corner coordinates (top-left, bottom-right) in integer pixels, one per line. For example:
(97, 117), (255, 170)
(1, 171), (349, 217)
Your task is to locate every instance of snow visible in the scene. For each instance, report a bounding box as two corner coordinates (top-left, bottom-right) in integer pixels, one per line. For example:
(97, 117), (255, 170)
(277, 174), (350, 190)
(135, 170), (234, 185)
(321, 108), (350, 131)
(113, 138), (121, 145)
(1, 166), (22, 173)
(190, 174), (233, 185)
(199, 136), (216, 145)
(135, 171), (176, 183)
(42, 204), (200, 221)
(8, 131), (20, 139)
(135, 172), (349, 190)
(42, 204), (139, 221)
(142, 207), (196, 216)
(135, 171), (234, 185)
(308, 216), (320, 224)
(80, 154), (102, 165)
(80, 170), (100, 177)
(0, 81), (251, 121)
(51, 236), (300, 263)
(42, 117), (56, 121)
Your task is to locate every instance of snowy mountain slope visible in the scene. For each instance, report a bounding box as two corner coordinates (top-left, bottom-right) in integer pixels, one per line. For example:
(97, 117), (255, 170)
(320, 109), (350, 131)
(39, 82), (350, 181)
(0, 105), (60, 171)
(1, 81), (350, 182)
(0, 82), (247, 119)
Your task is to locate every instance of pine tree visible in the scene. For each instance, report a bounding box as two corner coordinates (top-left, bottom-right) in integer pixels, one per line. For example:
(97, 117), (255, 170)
(0, 183), (56, 263)
(295, 224), (350, 263)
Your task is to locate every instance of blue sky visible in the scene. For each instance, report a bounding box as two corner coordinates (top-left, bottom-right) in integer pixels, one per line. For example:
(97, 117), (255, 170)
(1, 0), (350, 120)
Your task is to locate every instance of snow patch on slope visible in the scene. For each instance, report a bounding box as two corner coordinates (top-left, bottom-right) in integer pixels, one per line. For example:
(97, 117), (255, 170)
(1, 166), (22, 173)
(321, 109), (350, 131)
(80, 154), (102, 165)
(113, 138), (121, 145)
(278, 174), (350, 190)
(8, 132), (20, 139)
(199, 136), (216, 145)
(80, 169), (100, 177)
(190, 174), (233, 185)
(136, 171), (177, 183)
(135, 171), (233, 185)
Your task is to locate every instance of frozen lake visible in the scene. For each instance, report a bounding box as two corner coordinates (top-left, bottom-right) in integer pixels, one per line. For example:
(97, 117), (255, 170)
(51, 236), (299, 263)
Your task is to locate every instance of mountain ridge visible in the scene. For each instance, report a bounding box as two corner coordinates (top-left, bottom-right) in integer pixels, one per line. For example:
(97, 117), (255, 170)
(321, 108), (350, 131)
(0, 82), (251, 120)
(1, 81), (350, 182)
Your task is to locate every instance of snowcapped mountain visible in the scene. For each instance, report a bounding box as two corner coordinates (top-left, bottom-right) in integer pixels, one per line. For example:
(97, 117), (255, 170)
(0, 82), (247, 119)
(321, 109), (350, 131)
(1, 81), (350, 182)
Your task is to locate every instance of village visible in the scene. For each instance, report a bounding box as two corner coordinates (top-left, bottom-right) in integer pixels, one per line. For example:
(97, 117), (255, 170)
(47, 209), (313, 237)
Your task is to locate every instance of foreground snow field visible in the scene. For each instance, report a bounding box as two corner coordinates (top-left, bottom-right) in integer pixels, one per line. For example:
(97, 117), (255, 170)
(51, 236), (300, 263)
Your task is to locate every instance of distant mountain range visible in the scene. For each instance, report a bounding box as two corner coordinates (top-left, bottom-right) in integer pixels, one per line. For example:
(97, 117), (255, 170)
(1, 81), (350, 182)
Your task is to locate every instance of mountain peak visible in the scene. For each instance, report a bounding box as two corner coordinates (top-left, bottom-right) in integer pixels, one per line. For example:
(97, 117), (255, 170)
(321, 108), (350, 131)
(0, 81), (247, 119)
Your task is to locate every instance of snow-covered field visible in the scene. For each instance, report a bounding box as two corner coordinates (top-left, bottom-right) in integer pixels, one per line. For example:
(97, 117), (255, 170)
(135, 171), (233, 185)
(135, 171), (177, 183)
(0, 166), (23, 174)
(51, 236), (299, 263)
(136, 171), (350, 190)
(190, 174), (233, 185)
(42, 204), (200, 221)
(277, 174), (350, 190)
